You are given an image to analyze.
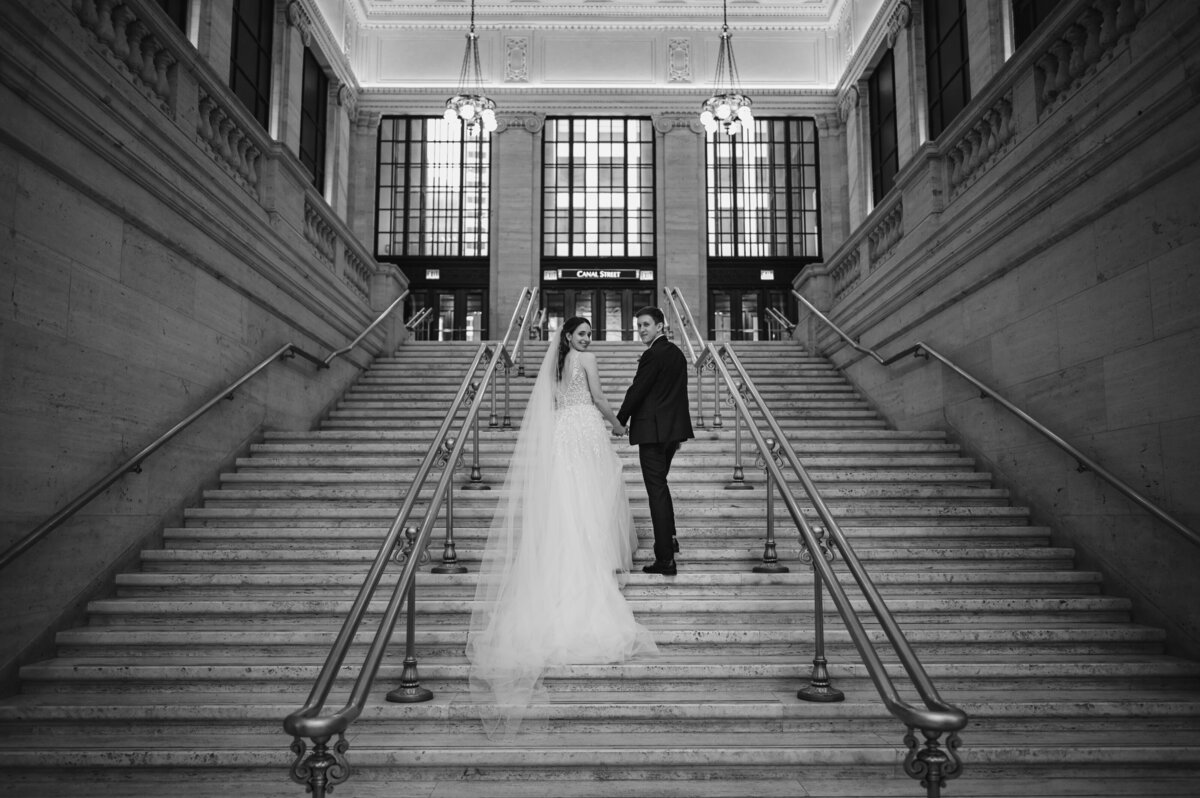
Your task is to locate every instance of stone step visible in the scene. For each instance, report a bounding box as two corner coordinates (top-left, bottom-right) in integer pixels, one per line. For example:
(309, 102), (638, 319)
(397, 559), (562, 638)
(52, 622), (1165, 660)
(76, 596), (1133, 630)
(111, 569), (1103, 600)
(195, 484), (1013, 503)
(17, 657), (1200, 695)
(160, 524), (1054, 549)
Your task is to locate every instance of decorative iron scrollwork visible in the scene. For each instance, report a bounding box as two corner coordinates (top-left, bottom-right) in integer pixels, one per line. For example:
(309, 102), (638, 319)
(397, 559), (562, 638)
(289, 733), (351, 796)
(800, 523), (835, 566)
(903, 728), (963, 797)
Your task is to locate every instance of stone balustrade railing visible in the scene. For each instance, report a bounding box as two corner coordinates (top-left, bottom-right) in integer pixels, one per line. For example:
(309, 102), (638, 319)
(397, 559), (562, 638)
(1033, 0), (1145, 118)
(342, 247), (372, 301)
(866, 199), (903, 265)
(831, 249), (862, 303)
(197, 86), (265, 194)
(800, 0), (1147, 319)
(67, 0), (396, 311)
(304, 197), (337, 265)
(72, 0), (177, 111)
(946, 92), (1015, 195)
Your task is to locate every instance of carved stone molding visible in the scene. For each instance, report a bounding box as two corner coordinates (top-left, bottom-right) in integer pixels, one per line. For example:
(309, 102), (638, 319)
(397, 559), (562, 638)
(354, 110), (382, 132)
(814, 112), (845, 136)
(838, 85), (860, 122)
(335, 82), (357, 117)
(668, 38), (692, 83)
(886, 1), (913, 49)
(495, 112), (545, 134)
(505, 37), (529, 83)
(652, 112), (704, 135)
(287, 0), (313, 47)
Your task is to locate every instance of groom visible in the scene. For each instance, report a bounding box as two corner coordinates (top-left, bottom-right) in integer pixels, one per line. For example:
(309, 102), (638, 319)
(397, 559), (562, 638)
(617, 306), (694, 576)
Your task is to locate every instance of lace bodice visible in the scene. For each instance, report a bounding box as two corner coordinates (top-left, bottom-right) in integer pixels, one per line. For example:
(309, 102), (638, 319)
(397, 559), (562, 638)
(555, 353), (592, 411)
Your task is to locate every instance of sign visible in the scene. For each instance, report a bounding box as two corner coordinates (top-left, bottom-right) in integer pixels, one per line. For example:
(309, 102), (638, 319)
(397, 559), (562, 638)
(557, 268), (640, 280)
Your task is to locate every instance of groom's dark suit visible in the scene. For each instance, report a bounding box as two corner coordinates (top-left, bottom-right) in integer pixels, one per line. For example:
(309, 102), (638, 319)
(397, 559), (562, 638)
(617, 335), (695, 564)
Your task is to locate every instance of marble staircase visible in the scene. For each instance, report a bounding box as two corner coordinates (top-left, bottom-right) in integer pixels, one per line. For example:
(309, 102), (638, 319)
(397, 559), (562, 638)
(3, 340), (1199, 797)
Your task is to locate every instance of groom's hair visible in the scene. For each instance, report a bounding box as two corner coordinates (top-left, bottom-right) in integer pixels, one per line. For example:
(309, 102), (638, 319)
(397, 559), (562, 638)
(635, 306), (665, 325)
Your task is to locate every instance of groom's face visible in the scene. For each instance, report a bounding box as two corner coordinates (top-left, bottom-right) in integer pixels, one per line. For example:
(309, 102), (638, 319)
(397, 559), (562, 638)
(636, 315), (663, 346)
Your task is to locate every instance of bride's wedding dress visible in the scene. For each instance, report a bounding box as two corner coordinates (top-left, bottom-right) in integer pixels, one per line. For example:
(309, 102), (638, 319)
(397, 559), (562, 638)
(466, 343), (658, 732)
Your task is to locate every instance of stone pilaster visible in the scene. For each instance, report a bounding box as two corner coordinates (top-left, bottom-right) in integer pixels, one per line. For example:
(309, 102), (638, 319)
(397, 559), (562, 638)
(888, 0), (923, 161)
(347, 110), (381, 250)
(195, 0), (234, 80)
(326, 80), (355, 216)
(273, 0), (309, 152)
(491, 113), (544, 333)
(654, 113), (707, 337)
(843, 80), (871, 229)
(814, 113), (849, 257)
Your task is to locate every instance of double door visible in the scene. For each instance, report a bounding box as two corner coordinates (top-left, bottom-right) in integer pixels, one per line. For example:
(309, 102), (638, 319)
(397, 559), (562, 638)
(709, 288), (793, 341)
(407, 289), (486, 341)
(541, 287), (654, 341)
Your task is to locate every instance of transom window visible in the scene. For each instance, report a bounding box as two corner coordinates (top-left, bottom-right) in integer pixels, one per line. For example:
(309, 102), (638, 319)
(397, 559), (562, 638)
(542, 118), (655, 258)
(706, 118), (821, 258)
(376, 117), (491, 258)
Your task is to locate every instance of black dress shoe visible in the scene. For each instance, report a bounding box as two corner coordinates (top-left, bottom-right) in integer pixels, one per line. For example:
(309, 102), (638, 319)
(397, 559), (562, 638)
(642, 560), (677, 576)
(672, 536), (680, 553)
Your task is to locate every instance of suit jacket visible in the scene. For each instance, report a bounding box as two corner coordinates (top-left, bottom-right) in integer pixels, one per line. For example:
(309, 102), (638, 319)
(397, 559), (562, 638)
(617, 336), (695, 446)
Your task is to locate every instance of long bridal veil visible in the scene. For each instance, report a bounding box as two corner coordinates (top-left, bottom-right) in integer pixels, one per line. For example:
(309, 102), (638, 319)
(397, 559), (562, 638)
(466, 340), (655, 734)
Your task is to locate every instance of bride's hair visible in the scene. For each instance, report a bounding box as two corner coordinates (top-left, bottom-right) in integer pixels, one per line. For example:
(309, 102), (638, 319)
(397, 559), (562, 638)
(557, 316), (591, 380)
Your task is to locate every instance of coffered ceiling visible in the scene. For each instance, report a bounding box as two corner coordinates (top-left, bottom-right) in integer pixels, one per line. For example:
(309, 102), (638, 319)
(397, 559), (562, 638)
(311, 0), (891, 114)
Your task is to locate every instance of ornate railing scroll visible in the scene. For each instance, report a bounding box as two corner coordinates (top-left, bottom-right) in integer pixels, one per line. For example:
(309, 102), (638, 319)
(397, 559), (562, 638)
(1, 289), (414, 572)
(703, 341), (969, 797)
(790, 289), (1199, 550)
(283, 287), (540, 798)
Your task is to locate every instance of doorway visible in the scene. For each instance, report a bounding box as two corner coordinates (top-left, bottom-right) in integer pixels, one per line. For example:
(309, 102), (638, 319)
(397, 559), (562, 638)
(407, 289), (486, 341)
(541, 286), (655, 341)
(709, 288), (792, 341)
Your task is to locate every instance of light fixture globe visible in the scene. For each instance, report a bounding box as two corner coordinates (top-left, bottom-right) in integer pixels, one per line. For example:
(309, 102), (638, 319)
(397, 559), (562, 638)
(700, 0), (755, 137)
(445, 1), (497, 137)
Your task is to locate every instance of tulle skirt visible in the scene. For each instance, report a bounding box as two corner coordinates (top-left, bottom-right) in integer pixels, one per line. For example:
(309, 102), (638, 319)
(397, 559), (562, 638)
(467, 403), (658, 731)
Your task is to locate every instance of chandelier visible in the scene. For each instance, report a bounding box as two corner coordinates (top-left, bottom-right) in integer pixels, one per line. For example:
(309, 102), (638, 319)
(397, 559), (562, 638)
(443, 0), (497, 136)
(699, 0), (754, 136)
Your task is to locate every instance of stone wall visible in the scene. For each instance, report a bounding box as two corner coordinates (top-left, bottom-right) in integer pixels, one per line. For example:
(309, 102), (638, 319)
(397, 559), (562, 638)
(0, 0), (405, 686)
(797, 0), (1200, 655)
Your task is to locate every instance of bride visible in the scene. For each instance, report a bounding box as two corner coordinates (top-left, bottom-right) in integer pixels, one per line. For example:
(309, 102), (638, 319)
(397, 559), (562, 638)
(466, 316), (658, 732)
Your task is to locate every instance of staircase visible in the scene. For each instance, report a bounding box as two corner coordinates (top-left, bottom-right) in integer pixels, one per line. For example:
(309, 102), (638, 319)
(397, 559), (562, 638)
(3, 340), (1199, 797)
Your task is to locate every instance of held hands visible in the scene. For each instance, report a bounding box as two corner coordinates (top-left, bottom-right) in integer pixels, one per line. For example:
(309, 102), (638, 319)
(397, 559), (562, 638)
(611, 423), (627, 437)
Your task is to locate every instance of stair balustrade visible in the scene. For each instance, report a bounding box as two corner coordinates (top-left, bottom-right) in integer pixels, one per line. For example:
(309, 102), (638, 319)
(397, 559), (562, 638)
(705, 340), (970, 797)
(662, 286), (723, 430)
(0, 289), (414, 572)
(789, 289), (1200, 550)
(282, 287), (540, 798)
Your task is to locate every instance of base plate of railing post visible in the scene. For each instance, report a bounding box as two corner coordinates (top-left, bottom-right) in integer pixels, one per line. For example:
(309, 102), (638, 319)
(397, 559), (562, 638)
(386, 656), (434, 704)
(797, 656), (844, 703)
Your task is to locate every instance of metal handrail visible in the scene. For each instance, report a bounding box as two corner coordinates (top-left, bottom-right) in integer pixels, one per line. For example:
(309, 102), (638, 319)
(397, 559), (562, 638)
(764, 306), (796, 337)
(284, 288), (539, 793)
(791, 290), (1200, 549)
(710, 341), (968, 791)
(403, 305), (432, 331)
(661, 286), (703, 363)
(1, 291), (414, 571)
(323, 289), (410, 366)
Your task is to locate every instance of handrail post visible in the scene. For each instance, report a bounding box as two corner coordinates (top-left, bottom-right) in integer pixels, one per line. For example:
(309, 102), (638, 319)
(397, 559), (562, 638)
(487, 346), (500, 427)
(693, 362), (707, 429)
(708, 359), (722, 428)
(503, 357), (512, 428)
(724, 380), (753, 490)
(752, 439), (788, 574)
(386, 526), (434, 704)
(288, 733), (349, 797)
(797, 524), (844, 703)
(431, 438), (468, 575)
(462, 382), (489, 491)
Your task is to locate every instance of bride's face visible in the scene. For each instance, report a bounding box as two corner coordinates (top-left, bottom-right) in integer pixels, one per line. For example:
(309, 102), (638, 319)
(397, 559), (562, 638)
(567, 323), (592, 352)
